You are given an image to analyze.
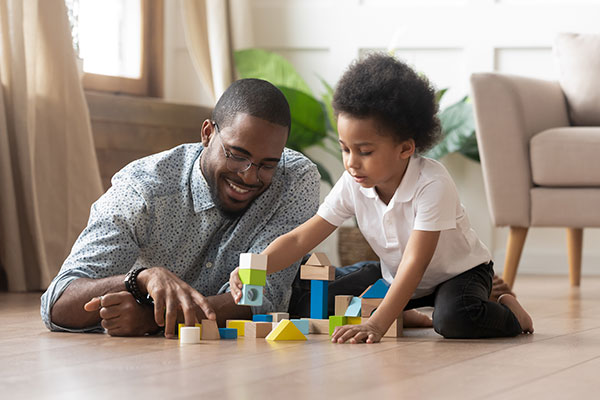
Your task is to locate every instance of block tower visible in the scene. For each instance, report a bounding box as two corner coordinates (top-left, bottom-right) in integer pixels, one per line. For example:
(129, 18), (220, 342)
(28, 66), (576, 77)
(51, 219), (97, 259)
(300, 252), (335, 319)
(238, 253), (267, 306)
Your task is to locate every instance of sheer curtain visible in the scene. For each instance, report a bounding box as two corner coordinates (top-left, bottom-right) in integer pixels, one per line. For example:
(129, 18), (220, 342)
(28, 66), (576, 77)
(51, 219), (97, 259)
(0, 0), (103, 291)
(181, 0), (236, 102)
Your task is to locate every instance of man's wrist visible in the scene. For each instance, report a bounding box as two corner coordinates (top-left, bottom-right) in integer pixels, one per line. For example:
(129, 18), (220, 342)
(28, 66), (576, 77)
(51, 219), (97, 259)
(124, 266), (153, 305)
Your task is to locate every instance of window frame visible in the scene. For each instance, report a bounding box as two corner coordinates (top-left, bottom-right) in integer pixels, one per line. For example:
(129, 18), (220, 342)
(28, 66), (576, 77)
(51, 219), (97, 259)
(81, 0), (164, 97)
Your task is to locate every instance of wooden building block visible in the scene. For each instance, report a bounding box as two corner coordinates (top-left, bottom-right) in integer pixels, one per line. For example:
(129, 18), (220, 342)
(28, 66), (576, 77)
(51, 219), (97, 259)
(226, 320), (248, 336)
(245, 321), (273, 338)
(268, 312), (289, 322)
(362, 279), (390, 299)
(329, 316), (348, 335)
(239, 253), (267, 270)
(310, 280), (328, 319)
(347, 316), (362, 325)
(238, 268), (267, 286)
(252, 314), (273, 322)
(178, 323), (201, 338)
(300, 265), (335, 281)
(344, 296), (362, 317)
(200, 319), (220, 340)
(239, 284), (263, 306)
(265, 320), (306, 341)
(290, 319), (310, 335)
(179, 326), (201, 344)
(359, 285), (373, 298)
(306, 252), (332, 266)
(302, 318), (329, 334)
(218, 328), (238, 339)
(361, 298), (383, 317)
(334, 295), (353, 316)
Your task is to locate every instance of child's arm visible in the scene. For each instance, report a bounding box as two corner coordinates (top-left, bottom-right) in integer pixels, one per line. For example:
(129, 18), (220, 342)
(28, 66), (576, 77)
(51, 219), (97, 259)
(230, 215), (337, 303)
(331, 229), (440, 344)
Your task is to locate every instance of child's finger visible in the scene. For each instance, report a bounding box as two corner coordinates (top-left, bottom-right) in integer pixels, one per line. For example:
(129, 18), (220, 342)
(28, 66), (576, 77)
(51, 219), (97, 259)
(351, 331), (369, 344)
(366, 333), (377, 344)
(338, 326), (359, 343)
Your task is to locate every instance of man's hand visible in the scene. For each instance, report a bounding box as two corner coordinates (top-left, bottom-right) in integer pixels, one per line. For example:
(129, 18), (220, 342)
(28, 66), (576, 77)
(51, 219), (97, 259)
(331, 321), (386, 344)
(137, 267), (216, 338)
(84, 292), (159, 336)
(229, 267), (243, 304)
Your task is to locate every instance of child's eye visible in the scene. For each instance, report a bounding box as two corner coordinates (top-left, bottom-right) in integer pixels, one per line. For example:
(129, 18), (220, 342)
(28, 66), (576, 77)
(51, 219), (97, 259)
(360, 151), (373, 156)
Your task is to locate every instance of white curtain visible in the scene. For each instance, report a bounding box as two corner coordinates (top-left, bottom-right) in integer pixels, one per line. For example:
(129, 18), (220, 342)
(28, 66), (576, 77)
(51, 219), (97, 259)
(0, 0), (103, 291)
(181, 0), (236, 102)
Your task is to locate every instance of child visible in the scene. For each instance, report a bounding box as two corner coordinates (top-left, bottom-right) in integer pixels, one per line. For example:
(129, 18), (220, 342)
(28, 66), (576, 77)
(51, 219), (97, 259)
(230, 53), (533, 343)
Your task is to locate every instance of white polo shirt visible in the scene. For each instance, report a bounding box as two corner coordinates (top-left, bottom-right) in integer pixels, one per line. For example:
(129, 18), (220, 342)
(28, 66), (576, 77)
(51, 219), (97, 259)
(318, 155), (491, 298)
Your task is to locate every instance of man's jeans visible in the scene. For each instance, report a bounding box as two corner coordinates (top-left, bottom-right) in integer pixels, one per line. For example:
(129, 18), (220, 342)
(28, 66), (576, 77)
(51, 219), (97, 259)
(288, 257), (522, 338)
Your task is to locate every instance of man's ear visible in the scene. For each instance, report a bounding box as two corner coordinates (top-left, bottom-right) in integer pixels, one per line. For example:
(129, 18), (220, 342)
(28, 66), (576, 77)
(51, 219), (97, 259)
(399, 139), (416, 159)
(200, 120), (215, 147)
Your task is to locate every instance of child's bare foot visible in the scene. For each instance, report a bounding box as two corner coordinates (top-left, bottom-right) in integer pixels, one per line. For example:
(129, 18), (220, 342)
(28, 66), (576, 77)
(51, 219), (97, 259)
(489, 275), (515, 302)
(402, 309), (433, 328)
(498, 294), (534, 333)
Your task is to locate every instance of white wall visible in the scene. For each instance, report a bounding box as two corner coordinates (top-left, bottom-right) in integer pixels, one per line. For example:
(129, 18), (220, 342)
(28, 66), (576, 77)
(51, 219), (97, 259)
(165, 0), (600, 275)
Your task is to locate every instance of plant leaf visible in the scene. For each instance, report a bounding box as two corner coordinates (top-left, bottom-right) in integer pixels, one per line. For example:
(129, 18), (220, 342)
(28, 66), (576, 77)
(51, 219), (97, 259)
(234, 49), (313, 96)
(278, 86), (328, 151)
(427, 97), (478, 161)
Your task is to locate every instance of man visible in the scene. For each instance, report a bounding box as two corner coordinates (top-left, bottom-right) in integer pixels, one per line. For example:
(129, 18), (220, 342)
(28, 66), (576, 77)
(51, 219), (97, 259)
(41, 79), (320, 337)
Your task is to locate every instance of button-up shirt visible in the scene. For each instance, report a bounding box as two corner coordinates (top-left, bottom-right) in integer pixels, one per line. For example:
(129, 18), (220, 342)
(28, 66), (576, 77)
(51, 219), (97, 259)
(41, 144), (320, 332)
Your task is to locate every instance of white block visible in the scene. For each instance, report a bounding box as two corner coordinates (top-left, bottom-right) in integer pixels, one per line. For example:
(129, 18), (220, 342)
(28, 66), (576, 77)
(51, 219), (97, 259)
(239, 253), (268, 270)
(179, 326), (201, 344)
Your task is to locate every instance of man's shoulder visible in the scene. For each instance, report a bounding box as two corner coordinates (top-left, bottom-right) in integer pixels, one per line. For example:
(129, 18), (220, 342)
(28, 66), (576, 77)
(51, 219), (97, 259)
(281, 147), (318, 179)
(111, 143), (202, 197)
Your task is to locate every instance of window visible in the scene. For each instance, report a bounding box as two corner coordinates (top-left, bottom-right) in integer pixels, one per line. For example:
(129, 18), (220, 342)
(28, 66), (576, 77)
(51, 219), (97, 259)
(66, 0), (163, 97)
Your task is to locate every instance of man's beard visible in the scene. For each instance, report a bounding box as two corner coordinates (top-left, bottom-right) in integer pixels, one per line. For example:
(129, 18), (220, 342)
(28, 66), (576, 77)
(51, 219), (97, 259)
(201, 156), (249, 220)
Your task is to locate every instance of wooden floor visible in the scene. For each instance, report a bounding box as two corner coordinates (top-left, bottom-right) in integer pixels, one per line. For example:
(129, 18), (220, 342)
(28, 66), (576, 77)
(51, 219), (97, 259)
(2, 275), (600, 399)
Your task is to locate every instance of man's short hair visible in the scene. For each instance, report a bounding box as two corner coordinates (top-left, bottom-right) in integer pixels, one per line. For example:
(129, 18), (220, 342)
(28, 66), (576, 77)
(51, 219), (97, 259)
(212, 78), (291, 133)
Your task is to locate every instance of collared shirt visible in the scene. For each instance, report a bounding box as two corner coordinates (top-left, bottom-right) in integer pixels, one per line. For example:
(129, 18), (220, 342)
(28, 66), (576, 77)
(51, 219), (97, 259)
(41, 143), (320, 332)
(317, 155), (491, 298)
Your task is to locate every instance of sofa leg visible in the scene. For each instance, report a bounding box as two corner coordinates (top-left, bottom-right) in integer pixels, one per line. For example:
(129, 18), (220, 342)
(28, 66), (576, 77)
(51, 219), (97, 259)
(567, 228), (583, 287)
(503, 227), (528, 289)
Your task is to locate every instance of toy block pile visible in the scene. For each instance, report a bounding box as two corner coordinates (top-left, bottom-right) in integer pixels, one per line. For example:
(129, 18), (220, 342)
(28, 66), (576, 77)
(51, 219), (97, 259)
(238, 253), (268, 306)
(300, 252), (335, 319)
(329, 278), (403, 338)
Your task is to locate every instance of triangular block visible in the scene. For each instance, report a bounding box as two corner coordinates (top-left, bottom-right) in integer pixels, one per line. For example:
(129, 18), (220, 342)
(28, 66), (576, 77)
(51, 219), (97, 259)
(344, 296), (362, 317)
(362, 279), (390, 299)
(265, 319), (307, 341)
(306, 252), (331, 266)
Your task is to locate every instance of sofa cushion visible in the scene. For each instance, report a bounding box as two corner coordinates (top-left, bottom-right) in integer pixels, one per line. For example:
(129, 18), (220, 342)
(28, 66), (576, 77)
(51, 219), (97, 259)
(530, 127), (600, 186)
(555, 33), (600, 126)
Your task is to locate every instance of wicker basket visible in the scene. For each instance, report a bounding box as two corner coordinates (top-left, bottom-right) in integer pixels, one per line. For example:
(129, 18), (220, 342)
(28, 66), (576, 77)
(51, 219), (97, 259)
(337, 226), (378, 266)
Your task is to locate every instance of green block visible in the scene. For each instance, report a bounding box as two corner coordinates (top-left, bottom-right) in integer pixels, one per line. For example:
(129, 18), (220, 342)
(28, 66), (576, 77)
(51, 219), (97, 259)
(329, 316), (348, 336)
(239, 269), (267, 286)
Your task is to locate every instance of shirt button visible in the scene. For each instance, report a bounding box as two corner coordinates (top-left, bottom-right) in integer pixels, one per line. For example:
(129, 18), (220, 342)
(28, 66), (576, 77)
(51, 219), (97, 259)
(206, 262), (213, 268)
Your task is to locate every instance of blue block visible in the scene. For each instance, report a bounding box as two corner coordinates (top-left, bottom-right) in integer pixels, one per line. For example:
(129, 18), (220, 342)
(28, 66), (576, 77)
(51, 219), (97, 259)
(362, 279), (390, 299)
(218, 328), (238, 339)
(344, 296), (362, 317)
(310, 279), (328, 319)
(253, 314), (273, 322)
(291, 319), (310, 335)
(239, 284), (263, 306)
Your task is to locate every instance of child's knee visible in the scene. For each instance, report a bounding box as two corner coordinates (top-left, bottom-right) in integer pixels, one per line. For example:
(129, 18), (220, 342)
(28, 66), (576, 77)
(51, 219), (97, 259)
(433, 297), (486, 339)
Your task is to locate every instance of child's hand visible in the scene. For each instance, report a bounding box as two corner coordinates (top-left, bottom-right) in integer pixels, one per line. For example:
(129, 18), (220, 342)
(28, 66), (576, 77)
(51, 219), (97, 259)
(229, 267), (243, 304)
(331, 321), (385, 344)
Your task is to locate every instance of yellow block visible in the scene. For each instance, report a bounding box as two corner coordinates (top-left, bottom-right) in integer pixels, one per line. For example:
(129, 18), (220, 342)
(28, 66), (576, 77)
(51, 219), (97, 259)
(347, 317), (362, 325)
(226, 320), (248, 336)
(178, 323), (201, 338)
(265, 319), (306, 341)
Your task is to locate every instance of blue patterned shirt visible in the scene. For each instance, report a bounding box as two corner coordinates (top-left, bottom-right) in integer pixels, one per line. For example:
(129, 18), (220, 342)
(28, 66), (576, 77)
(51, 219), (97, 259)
(41, 144), (320, 332)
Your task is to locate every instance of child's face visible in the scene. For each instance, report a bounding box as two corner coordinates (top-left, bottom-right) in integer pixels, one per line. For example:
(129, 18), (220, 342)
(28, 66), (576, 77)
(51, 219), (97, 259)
(337, 114), (414, 198)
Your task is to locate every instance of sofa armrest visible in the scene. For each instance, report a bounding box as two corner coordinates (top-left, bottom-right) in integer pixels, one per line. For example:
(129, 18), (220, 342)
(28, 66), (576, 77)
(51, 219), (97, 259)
(470, 73), (570, 227)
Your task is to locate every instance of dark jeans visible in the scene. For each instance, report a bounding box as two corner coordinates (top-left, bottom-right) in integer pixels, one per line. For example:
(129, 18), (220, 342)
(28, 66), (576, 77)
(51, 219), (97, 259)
(288, 258), (523, 339)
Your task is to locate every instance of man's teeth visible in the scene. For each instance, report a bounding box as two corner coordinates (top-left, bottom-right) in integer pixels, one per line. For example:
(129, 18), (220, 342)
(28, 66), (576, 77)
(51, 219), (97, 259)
(228, 181), (249, 194)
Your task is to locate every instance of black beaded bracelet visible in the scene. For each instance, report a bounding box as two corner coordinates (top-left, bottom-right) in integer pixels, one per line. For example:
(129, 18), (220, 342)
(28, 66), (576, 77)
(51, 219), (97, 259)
(124, 266), (154, 305)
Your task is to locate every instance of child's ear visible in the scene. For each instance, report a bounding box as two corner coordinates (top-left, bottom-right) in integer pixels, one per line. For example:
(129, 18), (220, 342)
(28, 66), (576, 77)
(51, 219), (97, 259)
(399, 139), (416, 159)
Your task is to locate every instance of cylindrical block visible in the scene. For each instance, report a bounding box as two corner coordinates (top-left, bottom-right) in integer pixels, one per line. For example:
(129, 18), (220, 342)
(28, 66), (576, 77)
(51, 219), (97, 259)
(179, 326), (201, 344)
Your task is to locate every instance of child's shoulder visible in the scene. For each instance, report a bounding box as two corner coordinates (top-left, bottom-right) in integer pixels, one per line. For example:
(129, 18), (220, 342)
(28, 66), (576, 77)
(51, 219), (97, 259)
(415, 155), (453, 182)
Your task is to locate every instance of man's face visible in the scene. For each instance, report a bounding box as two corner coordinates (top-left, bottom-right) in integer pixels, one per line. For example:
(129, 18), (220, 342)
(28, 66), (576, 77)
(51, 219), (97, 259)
(200, 113), (288, 218)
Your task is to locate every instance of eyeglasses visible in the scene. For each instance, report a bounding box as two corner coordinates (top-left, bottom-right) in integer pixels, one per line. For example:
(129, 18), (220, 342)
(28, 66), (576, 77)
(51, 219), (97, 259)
(212, 122), (279, 183)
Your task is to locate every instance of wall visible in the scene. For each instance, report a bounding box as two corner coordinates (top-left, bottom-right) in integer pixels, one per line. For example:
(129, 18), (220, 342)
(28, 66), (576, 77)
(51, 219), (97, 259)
(164, 0), (600, 275)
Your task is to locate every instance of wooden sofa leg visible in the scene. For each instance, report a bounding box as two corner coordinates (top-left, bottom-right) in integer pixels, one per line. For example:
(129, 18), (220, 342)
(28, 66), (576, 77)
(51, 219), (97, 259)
(567, 228), (583, 287)
(503, 227), (528, 289)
